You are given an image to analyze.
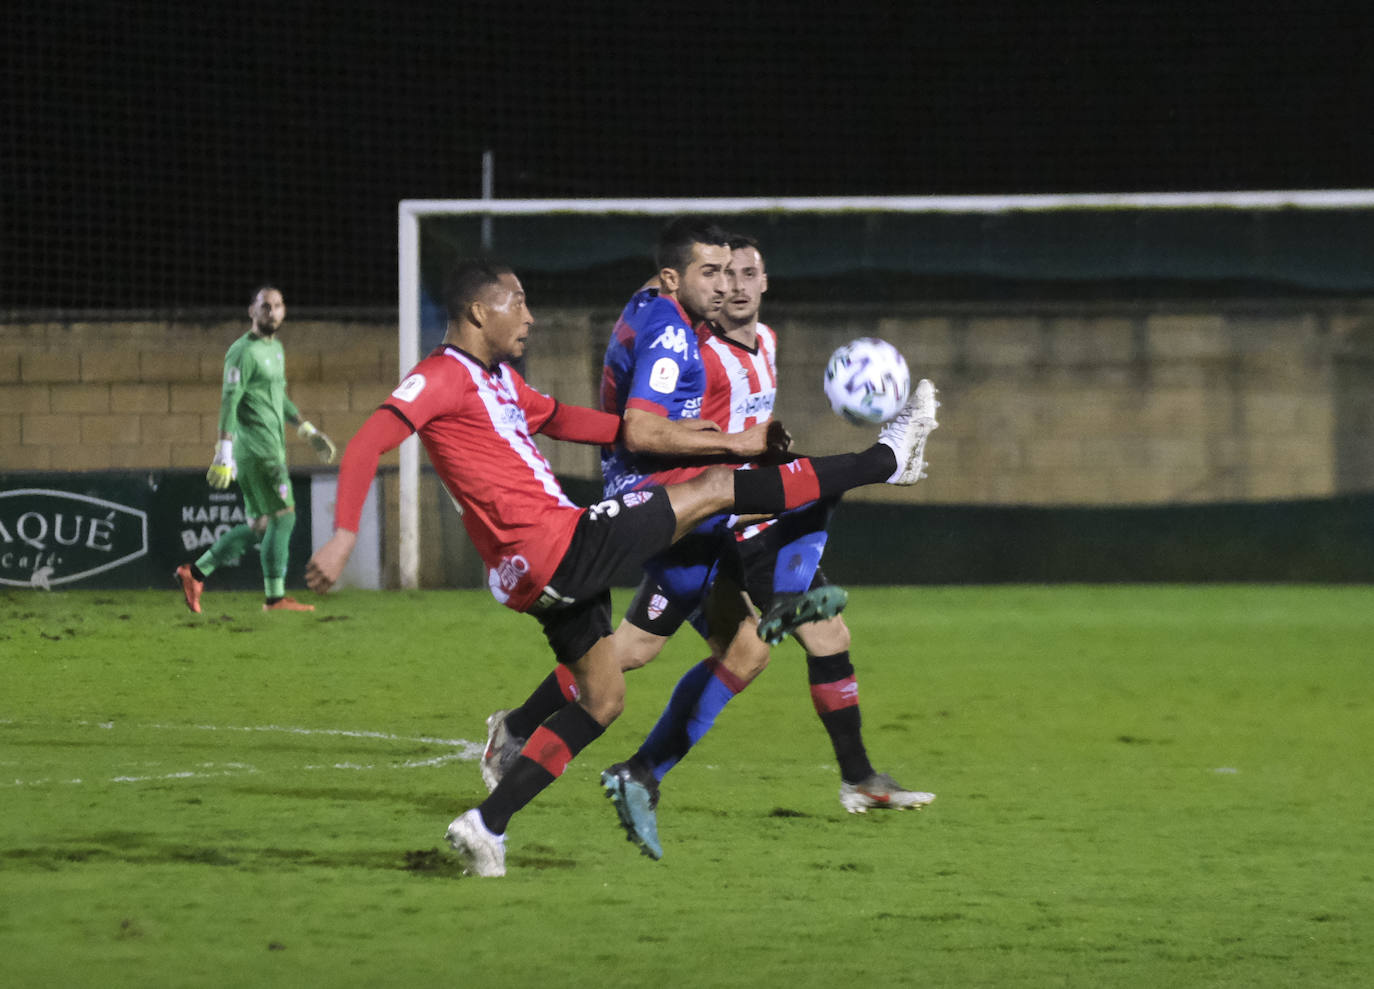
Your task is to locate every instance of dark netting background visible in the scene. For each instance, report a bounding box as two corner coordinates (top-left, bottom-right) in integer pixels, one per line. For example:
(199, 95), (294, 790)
(4, 1), (1373, 311)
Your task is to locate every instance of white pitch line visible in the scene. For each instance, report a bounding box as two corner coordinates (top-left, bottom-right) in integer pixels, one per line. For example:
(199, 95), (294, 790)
(145, 722), (478, 749)
(3, 721), (486, 788)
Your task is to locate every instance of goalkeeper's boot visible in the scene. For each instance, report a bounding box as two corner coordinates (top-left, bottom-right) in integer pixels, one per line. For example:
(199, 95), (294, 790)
(839, 772), (936, 814)
(879, 379), (939, 485)
(601, 760), (663, 860)
(480, 710), (527, 793)
(445, 808), (506, 878)
(757, 585), (849, 645)
(263, 596), (315, 612)
(174, 564), (203, 614)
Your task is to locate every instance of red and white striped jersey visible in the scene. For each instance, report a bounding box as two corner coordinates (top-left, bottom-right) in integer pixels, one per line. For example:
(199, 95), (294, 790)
(697, 322), (778, 433)
(698, 322), (782, 539)
(382, 345), (584, 611)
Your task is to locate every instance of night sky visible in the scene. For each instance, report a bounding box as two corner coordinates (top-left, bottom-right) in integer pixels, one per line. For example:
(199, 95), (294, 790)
(4, 2), (1372, 309)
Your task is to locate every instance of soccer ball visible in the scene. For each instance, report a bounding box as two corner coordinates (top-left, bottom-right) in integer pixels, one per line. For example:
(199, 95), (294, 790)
(823, 337), (911, 425)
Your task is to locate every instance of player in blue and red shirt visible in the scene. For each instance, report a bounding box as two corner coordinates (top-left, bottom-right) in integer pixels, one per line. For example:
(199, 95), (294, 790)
(605, 236), (936, 852)
(306, 258), (938, 876)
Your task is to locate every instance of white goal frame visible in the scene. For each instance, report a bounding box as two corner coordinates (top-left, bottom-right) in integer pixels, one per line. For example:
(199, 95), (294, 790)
(396, 190), (1374, 589)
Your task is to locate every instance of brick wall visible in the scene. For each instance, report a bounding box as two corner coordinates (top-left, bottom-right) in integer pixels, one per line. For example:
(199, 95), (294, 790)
(0, 316), (395, 473)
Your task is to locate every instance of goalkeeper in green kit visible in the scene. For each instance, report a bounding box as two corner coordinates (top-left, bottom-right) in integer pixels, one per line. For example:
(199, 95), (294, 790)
(175, 286), (336, 613)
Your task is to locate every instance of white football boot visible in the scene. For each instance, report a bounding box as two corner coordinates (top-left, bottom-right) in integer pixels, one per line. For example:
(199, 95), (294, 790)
(878, 379), (939, 485)
(445, 808), (507, 877)
(839, 773), (936, 814)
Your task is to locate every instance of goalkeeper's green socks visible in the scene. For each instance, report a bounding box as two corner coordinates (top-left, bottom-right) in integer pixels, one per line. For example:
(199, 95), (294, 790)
(196, 524), (260, 578)
(261, 511), (296, 600)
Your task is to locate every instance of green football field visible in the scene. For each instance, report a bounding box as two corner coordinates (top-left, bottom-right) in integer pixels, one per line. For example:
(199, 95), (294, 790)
(3, 585), (1371, 987)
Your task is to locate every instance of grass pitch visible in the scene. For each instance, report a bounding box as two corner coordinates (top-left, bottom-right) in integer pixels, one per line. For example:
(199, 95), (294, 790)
(2, 585), (1372, 987)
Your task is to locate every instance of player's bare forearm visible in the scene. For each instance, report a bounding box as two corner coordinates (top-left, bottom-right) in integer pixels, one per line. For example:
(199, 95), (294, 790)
(622, 408), (762, 457)
(305, 530), (357, 593)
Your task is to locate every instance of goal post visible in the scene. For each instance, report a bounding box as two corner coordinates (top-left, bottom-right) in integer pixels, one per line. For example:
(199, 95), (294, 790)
(396, 190), (1374, 589)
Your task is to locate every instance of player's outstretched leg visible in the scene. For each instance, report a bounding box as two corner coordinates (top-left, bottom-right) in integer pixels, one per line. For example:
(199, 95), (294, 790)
(757, 585), (848, 645)
(601, 760), (663, 860)
(879, 379), (939, 485)
(839, 772), (936, 814)
(728, 378), (941, 520)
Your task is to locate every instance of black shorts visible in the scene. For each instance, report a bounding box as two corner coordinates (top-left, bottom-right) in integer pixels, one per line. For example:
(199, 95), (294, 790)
(528, 487), (677, 666)
(622, 571), (697, 639)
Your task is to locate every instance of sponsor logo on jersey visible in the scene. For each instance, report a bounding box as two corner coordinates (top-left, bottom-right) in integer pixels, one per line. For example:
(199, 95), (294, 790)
(680, 396), (702, 418)
(647, 593), (668, 621)
(650, 325), (690, 356)
(649, 357), (680, 394)
(391, 373), (426, 403)
(622, 491), (652, 507)
(734, 393), (775, 418)
(226, 366), (241, 385)
(488, 553), (530, 604)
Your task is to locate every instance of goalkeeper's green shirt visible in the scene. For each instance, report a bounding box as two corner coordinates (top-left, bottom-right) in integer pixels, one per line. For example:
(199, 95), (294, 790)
(218, 331), (300, 462)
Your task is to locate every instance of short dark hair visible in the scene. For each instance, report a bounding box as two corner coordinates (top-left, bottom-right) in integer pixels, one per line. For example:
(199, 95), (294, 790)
(443, 259), (513, 318)
(726, 233), (760, 253)
(655, 216), (729, 274)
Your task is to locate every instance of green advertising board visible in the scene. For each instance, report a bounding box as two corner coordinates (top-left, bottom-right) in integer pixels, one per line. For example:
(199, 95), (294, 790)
(0, 471), (312, 591)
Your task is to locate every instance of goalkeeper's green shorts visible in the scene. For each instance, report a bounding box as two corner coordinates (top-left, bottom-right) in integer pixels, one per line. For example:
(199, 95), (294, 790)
(236, 457), (294, 519)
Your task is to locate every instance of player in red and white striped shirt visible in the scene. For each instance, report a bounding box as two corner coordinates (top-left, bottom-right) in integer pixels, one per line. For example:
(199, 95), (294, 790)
(306, 259), (937, 876)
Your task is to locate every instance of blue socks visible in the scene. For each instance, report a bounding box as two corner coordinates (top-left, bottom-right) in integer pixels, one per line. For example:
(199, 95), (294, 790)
(636, 660), (745, 781)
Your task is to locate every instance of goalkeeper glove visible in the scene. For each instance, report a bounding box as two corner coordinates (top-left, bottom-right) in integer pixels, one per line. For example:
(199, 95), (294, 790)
(298, 421), (337, 464)
(206, 439), (236, 490)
